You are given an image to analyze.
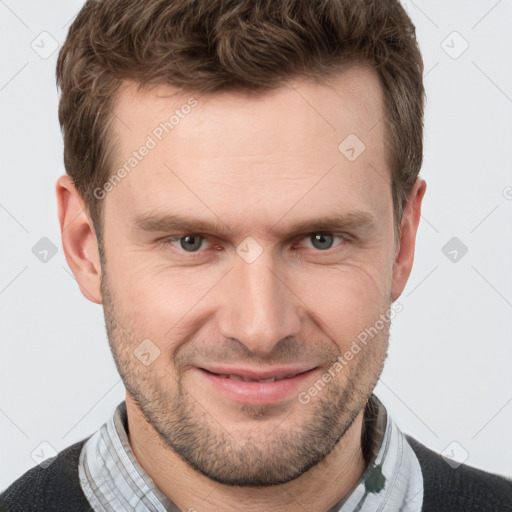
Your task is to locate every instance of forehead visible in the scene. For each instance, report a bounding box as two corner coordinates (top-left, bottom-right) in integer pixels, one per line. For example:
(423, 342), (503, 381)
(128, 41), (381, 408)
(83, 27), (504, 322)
(112, 63), (385, 147)
(105, 64), (391, 234)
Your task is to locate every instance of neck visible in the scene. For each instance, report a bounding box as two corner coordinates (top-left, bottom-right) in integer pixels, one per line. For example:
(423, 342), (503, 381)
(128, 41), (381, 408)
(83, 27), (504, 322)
(126, 395), (368, 512)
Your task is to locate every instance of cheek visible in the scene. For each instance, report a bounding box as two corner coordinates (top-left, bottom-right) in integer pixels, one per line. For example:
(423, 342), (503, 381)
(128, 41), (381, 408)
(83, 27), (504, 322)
(105, 253), (223, 341)
(290, 263), (392, 347)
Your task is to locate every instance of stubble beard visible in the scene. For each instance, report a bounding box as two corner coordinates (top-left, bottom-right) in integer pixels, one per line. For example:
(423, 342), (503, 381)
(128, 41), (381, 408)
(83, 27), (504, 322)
(100, 271), (389, 487)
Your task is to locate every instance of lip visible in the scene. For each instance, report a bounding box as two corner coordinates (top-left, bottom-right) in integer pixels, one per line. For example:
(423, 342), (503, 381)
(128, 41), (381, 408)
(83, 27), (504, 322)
(195, 366), (319, 405)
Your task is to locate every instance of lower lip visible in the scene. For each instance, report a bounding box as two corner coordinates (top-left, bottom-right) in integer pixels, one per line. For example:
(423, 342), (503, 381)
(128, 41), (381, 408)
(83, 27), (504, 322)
(196, 368), (318, 405)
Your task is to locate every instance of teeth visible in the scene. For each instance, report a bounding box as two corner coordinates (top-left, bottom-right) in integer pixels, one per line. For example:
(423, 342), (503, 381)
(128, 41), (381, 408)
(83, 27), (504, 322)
(219, 374), (298, 382)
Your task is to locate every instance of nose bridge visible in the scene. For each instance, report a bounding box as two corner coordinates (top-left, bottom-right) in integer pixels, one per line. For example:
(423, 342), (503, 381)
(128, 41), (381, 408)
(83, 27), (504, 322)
(217, 245), (301, 355)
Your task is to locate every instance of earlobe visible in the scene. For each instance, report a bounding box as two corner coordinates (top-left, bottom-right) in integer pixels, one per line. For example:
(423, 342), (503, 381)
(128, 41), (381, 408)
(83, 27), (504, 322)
(391, 179), (427, 301)
(56, 175), (103, 304)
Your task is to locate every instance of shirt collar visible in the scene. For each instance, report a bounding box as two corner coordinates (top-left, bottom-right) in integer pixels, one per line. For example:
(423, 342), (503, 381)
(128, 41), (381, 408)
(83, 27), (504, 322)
(78, 393), (423, 511)
(328, 394), (424, 511)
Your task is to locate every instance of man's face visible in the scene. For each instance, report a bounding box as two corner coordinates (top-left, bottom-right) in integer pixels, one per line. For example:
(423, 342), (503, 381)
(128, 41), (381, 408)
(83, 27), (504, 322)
(100, 65), (402, 486)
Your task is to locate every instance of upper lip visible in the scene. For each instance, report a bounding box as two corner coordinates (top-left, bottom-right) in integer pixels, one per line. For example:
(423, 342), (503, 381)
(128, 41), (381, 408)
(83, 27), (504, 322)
(199, 365), (317, 380)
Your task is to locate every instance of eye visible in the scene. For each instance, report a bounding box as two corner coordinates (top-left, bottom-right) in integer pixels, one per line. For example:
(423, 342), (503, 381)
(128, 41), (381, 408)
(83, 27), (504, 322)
(296, 233), (346, 251)
(163, 234), (210, 252)
(159, 232), (347, 256)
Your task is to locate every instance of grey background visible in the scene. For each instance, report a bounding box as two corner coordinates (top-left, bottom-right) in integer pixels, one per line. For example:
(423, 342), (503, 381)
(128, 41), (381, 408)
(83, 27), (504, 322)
(1, 0), (511, 490)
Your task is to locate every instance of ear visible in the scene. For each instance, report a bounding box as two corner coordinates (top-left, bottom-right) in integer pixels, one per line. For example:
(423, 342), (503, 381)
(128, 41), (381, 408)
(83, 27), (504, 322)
(56, 175), (103, 304)
(391, 178), (427, 301)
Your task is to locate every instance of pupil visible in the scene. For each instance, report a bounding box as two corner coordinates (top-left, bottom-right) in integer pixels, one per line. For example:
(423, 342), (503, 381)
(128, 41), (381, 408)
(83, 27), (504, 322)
(180, 235), (202, 251)
(312, 233), (333, 250)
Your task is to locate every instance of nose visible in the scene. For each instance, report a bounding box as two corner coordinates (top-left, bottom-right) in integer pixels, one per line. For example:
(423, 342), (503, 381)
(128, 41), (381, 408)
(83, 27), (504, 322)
(216, 247), (302, 356)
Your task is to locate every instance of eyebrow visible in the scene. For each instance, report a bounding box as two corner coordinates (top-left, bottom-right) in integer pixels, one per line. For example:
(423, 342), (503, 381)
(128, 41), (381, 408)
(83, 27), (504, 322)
(132, 211), (376, 239)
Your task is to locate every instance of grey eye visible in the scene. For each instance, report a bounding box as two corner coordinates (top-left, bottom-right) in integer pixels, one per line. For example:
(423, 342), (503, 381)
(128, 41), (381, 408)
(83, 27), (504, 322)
(310, 233), (334, 250)
(179, 235), (204, 252)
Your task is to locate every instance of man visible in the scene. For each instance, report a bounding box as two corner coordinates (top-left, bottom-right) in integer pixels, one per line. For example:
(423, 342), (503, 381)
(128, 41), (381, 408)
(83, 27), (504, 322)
(1, 0), (511, 510)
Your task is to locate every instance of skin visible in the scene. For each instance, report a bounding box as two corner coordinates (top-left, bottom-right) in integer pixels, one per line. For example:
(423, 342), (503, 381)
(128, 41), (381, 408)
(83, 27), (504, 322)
(56, 63), (426, 511)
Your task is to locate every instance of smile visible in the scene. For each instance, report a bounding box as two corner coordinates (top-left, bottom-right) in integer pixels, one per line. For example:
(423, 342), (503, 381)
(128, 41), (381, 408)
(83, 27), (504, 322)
(196, 367), (319, 404)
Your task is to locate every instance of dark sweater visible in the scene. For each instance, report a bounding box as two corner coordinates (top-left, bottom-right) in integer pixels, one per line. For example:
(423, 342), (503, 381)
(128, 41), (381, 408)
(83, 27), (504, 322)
(1, 434), (511, 511)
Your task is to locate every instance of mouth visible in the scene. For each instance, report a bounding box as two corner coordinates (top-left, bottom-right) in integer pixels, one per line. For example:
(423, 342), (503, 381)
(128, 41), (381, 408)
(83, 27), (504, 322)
(196, 366), (319, 404)
(202, 369), (305, 383)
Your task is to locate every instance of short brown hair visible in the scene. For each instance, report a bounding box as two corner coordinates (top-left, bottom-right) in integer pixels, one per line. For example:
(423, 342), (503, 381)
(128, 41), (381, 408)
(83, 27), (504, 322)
(56, 0), (424, 246)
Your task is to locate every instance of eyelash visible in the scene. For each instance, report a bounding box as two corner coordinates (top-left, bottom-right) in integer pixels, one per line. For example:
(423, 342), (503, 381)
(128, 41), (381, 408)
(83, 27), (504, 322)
(159, 232), (348, 256)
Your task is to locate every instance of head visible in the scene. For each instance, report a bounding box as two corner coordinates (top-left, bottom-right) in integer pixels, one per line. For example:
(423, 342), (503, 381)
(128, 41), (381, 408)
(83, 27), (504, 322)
(56, 0), (426, 487)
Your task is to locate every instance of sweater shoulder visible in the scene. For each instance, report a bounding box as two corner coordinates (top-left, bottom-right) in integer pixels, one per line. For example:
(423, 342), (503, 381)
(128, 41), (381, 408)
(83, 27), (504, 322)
(0, 437), (94, 512)
(405, 434), (512, 512)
